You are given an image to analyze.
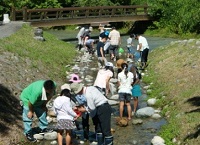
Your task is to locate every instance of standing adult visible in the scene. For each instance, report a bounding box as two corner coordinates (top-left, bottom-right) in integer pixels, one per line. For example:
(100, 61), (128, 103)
(117, 63), (134, 120)
(70, 83), (113, 145)
(93, 62), (114, 97)
(76, 26), (85, 51)
(108, 27), (121, 61)
(20, 80), (56, 142)
(135, 34), (149, 69)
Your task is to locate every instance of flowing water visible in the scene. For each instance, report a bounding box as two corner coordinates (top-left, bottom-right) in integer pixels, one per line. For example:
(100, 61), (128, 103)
(37, 29), (178, 145)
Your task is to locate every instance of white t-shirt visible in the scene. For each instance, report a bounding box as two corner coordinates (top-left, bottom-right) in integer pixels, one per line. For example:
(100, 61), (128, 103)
(127, 37), (132, 47)
(138, 36), (149, 51)
(117, 71), (133, 94)
(94, 69), (113, 89)
(108, 29), (120, 45)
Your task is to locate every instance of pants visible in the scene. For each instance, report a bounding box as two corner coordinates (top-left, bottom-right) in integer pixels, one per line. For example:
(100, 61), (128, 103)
(109, 45), (119, 59)
(92, 103), (112, 137)
(141, 48), (149, 64)
(22, 106), (48, 134)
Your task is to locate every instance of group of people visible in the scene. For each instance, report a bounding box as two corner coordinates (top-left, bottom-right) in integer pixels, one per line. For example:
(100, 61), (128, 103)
(19, 25), (149, 145)
(19, 67), (114, 145)
(76, 25), (149, 70)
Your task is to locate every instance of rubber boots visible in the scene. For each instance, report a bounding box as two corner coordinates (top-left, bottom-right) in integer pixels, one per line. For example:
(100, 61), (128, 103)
(104, 136), (113, 145)
(96, 133), (104, 145)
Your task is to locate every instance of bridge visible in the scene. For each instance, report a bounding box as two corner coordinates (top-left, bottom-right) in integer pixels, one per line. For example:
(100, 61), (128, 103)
(11, 5), (152, 27)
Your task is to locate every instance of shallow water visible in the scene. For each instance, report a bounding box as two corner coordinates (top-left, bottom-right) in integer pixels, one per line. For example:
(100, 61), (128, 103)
(37, 29), (177, 145)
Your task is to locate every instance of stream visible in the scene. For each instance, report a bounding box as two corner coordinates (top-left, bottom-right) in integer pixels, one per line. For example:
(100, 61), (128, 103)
(37, 29), (177, 145)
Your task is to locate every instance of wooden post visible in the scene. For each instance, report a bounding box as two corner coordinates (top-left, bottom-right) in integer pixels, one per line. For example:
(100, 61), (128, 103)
(23, 7), (27, 21)
(11, 7), (16, 21)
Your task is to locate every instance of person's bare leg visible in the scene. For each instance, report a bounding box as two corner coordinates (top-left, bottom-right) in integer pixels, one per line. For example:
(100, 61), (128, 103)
(119, 101), (124, 118)
(133, 97), (138, 113)
(65, 130), (72, 145)
(57, 130), (63, 145)
(126, 102), (132, 120)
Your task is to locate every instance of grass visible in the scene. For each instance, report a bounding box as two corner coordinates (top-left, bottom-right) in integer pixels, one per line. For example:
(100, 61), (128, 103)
(0, 24), (77, 80)
(143, 38), (200, 144)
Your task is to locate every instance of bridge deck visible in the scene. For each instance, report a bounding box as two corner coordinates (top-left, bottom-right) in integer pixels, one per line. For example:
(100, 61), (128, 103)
(11, 5), (151, 27)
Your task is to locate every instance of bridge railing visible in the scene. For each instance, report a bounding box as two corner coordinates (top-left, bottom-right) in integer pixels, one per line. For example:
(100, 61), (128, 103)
(11, 5), (149, 22)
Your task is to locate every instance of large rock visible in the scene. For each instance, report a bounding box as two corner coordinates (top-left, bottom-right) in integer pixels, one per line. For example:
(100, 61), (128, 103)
(44, 131), (57, 140)
(136, 107), (155, 117)
(151, 136), (165, 145)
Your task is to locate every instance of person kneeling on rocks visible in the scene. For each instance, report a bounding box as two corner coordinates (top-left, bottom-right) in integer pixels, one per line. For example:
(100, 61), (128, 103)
(70, 82), (113, 145)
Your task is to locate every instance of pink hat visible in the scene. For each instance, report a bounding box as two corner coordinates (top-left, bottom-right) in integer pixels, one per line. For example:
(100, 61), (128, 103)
(69, 74), (82, 83)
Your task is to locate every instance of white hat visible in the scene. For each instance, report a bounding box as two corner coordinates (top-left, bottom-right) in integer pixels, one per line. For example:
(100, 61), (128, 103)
(61, 83), (71, 91)
(105, 62), (114, 67)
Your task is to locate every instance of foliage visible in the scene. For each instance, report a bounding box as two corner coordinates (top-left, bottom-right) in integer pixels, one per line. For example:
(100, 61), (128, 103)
(149, 0), (200, 34)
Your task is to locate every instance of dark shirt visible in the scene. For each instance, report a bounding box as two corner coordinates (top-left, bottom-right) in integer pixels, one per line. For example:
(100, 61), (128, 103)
(96, 41), (105, 57)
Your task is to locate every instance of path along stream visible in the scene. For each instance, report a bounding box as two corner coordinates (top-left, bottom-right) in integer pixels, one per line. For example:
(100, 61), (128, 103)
(36, 30), (177, 145)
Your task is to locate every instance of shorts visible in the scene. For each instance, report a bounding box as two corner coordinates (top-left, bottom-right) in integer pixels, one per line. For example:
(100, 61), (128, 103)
(131, 84), (142, 97)
(119, 93), (132, 102)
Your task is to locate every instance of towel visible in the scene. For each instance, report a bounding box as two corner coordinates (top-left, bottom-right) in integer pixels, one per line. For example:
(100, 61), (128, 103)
(41, 87), (47, 100)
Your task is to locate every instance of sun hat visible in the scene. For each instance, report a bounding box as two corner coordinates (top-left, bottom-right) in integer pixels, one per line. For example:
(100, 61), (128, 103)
(69, 74), (82, 83)
(105, 62), (114, 67)
(116, 59), (125, 69)
(70, 83), (84, 94)
(61, 83), (71, 91)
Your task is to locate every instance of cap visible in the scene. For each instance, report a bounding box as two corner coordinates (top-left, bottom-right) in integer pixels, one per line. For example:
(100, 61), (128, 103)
(105, 62), (114, 67)
(70, 83), (84, 94)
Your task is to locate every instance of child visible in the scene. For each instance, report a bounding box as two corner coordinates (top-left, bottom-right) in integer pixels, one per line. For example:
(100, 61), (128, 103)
(126, 34), (134, 58)
(96, 36), (107, 68)
(54, 88), (78, 145)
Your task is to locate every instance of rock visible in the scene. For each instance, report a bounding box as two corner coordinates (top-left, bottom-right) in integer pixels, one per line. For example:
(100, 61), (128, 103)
(147, 98), (157, 106)
(136, 107), (155, 117)
(44, 131), (57, 140)
(108, 99), (119, 105)
(110, 94), (119, 100)
(110, 78), (118, 83)
(50, 140), (57, 144)
(151, 136), (165, 145)
(151, 113), (161, 119)
(34, 134), (44, 140)
(116, 117), (128, 127)
(132, 119), (143, 125)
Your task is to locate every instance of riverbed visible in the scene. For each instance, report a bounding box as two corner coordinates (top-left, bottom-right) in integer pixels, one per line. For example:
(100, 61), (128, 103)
(39, 29), (177, 145)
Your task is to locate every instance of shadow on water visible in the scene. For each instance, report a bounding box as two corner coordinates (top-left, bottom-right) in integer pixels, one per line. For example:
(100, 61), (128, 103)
(0, 84), (22, 133)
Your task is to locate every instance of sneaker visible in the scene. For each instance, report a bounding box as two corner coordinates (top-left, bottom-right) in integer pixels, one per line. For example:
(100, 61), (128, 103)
(26, 133), (37, 142)
(39, 128), (53, 135)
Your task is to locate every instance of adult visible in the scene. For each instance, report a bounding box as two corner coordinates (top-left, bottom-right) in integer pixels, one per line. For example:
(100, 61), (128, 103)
(76, 26), (85, 51)
(93, 62), (114, 97)
(117, 63), (134, 120)
(85, 38), (97, 54)
(20, 80), (56, 142)
(70, 83), (113, 145)
(108, 27), (121, 61)
(96, 36), (107, 68)
(135, 34), (149, 69)
(68, 74), (90, 141)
